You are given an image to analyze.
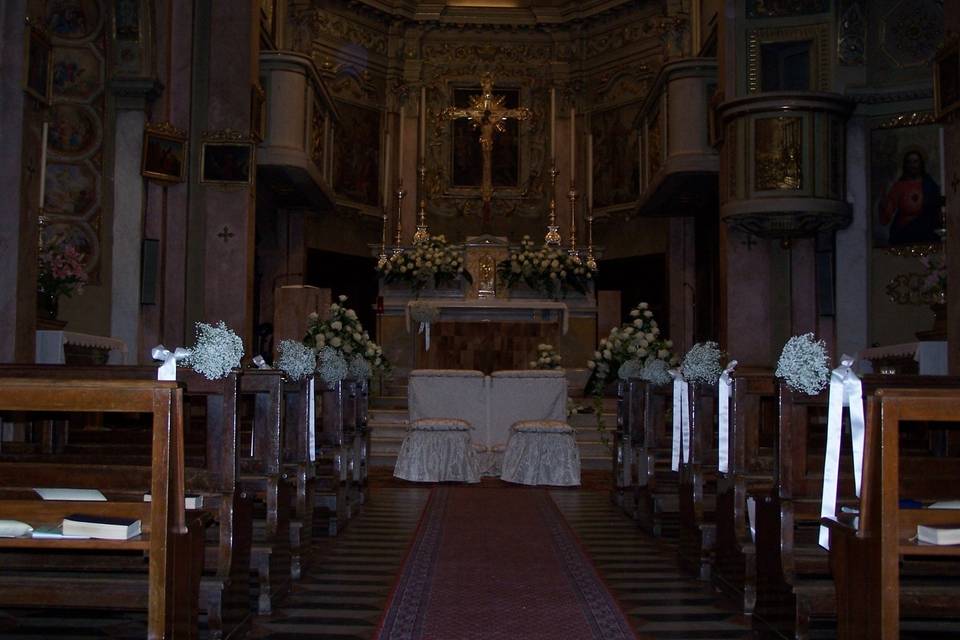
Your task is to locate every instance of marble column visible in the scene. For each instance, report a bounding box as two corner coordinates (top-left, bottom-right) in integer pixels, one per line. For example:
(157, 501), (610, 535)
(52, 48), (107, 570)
(719, 226), (775, 366)
(0, 0), (39, 362)
(836, 116), (870, 358)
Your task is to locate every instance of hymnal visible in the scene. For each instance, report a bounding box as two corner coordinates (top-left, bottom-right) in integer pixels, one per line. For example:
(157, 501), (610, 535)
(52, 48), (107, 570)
(61, 514), (141, 540)
(143, 493), (204, 509)
(916, 524), (960, 546)
(34, 488), (106, 502)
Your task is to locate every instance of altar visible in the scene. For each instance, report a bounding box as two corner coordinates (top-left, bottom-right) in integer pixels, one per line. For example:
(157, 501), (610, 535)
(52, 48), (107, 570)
(377, 235), (598, 374)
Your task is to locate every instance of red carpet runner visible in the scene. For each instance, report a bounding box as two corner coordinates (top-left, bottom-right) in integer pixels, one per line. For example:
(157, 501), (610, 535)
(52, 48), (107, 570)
(375, 487), (637, 640)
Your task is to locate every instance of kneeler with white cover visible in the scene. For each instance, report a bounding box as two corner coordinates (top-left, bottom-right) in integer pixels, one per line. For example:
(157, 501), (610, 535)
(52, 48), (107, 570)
(501, 419), (581, 486)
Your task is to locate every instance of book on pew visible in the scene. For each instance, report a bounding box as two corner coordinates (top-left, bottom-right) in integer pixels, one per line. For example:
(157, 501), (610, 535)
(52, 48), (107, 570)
(916, 524), (960, 546)
(143, 493), (204, 509)
(31, 524), (89, 540)
(928, 500), (960, 510)
(61, 514), (141, 540)
(34, 488), (106, 501)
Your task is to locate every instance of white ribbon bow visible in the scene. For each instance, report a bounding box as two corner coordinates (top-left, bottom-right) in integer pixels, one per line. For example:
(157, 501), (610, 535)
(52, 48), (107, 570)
(151, 344), (191, 381)
(818, 354), (864, 549)
(307, 377), (316, 463)
(418, 322), (431, 351)
(669, 369), (690, 472)
(252, 355), (271, 370)
(717, 360), (738, 474)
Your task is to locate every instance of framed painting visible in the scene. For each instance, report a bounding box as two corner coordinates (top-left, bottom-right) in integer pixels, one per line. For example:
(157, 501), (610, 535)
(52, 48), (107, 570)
(24, 19), (52, 104)
(200, 134), (254, 185)
(593, 103), (640, 210)
(934, 38), (960, 120)
(870, 116), (943, 248)
(142, 122), (187, 183)
(333, 100), (381, 207)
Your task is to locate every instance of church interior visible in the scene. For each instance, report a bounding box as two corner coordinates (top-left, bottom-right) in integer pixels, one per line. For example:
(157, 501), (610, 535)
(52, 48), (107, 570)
(2, 0), (960, 638)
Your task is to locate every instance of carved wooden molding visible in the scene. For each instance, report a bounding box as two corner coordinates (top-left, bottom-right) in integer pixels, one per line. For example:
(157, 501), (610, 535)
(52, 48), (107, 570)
(746, 23), (830, 93)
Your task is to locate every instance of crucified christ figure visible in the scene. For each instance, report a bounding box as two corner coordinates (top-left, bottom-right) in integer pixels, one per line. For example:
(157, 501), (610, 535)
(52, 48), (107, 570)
(441, 72), (531, 231)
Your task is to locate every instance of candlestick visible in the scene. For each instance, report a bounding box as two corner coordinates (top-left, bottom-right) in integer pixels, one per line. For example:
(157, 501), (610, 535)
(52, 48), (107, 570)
(940, 127), (946, 196)
(420, 86), (427, 162)
(393, 178), (406, 254)
(550, 88), (556, 163)
(377, 210), (389, 270)
(569, 107), (576, 185)
(413, 163), (429, 244)
(587, 133), (593, 211)
(568, 183), (580, 262)
(545, 164), (561, 246)
(398, 105), (405, 172)
(383, 131), (391, 208)
(585, 212), (597, 271)
(39, 121), (48, 209)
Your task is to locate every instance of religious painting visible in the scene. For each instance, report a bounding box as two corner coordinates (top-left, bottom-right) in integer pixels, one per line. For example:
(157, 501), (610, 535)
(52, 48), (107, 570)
(260, 0), (277, 43)
(870, 120), (943, 248)
(24, 21), (52, 104)
(646, 107), (663, 183)
(333, 100), (380, 207)
(141, 123), (187, 183)
(451, 86), (520, 189)
(47, 0), (102, 40)
(746, 0), (828, 18)
(201, 140), (254, 185)
(52, 46), (101, 100)
(935, 39), (960, 120)
(113, 0), (139, 40)
(754, 116), (802, 191)
(592, 104), (640, 209)
(44, 162), (98, 216)
(48, 104), (101, 158)
(41, 220), (99, 274)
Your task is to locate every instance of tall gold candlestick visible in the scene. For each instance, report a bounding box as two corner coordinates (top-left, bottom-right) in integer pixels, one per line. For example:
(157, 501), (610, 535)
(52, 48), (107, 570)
(585, 211), (597, 271)
(545, 164), (561, 246)
(377, 209), (389, 269)
(393, 178), (406, 254)
(413, 163), (429, 243)
(568, 183), (580, 262)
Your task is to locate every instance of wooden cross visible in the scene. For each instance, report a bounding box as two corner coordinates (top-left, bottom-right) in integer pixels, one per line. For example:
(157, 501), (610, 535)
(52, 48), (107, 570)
(440, 72), (531, 230)
(217, 226), (234, 243)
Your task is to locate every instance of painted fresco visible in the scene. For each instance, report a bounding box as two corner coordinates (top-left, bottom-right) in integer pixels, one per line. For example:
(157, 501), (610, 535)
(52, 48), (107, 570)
(593, 103), (640, 209)
(333, 100), (381, 207)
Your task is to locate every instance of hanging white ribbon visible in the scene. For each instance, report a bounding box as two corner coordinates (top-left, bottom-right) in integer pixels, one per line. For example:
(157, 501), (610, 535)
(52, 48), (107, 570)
(307, 377), (316, 463)
(252, 355), (270, 369)
(669, 369), (690, 472)
(717, 360), (738, 474)
(151, 344), (191, 381)
(818, 354), (865, 549)
(418, 321), (431, 351)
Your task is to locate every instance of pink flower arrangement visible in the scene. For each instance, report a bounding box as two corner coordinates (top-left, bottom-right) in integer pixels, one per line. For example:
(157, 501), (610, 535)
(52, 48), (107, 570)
(38, 240), (88, 300)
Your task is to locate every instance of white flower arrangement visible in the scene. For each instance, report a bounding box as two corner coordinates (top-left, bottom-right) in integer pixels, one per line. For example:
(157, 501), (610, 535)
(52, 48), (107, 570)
(530, 343), (563, 370)
(376, 234), (472, 294)
(587, 301), (675, 394)
(680, 341), (725, 385)
(317, 346), (349, 385)
(640, 358), (672, 386)
(186, 320), (244, 380)
(304, 295), (389, 376)
(617, 359), (642, 380)
(409, 300), (441, 324)
(277, 339), (316, 381)
(497, 235), (597, 298)
(348, 354), (372, 380)
(775, 333), (831, 395)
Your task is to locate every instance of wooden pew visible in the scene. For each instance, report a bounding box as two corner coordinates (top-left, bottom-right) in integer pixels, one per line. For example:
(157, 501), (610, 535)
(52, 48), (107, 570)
(0, 377), (204, 639)
(350, 378), (370, 507)
(282, 374), (318, 579)
(315, 380), (349, 536)
(824, 388), (960, 640)
(0, 364), (252, 639)
(612, 379), (641, 510)
(712, 367), (777, 615)
(678, 381), (718, 580)
(753, 375), (960, 639)
(631, 382), (677, 537)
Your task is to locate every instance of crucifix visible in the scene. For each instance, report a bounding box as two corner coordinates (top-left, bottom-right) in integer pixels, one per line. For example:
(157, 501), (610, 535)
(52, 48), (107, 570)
(440, 72), (531, 231)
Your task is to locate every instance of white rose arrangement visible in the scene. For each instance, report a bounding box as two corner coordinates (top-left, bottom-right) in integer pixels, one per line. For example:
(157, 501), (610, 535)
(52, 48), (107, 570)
(588, 301), (675, 395)
(530, 343), (563, 370)
(304, 295), (389, 379)
(497, 235), (596, 298)
(375, 234), (472, 295)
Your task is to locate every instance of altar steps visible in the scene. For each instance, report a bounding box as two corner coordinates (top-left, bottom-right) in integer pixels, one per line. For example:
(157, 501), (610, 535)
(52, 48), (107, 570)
(367, 391), (618, 471)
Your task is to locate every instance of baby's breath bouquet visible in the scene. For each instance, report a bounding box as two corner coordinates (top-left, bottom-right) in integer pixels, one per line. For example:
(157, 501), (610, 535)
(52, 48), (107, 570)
(304, 295), (389, 377)
(587, 302), (674, 395)
(317, 346), (349, 385)
(375, 235), (472, 295)
(775, 333), (830, 395)
(680, 341), (725, 385)
(530, 343), (562, 370)
(277, 339), (316, 381)
(497, 235), (597, 298)
(186, 321), (244, 380)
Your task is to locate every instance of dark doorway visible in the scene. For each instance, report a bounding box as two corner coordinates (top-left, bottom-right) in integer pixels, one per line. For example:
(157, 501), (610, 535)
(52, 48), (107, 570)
(595, 253), (668, 330)
(305, 250), (379, 340)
